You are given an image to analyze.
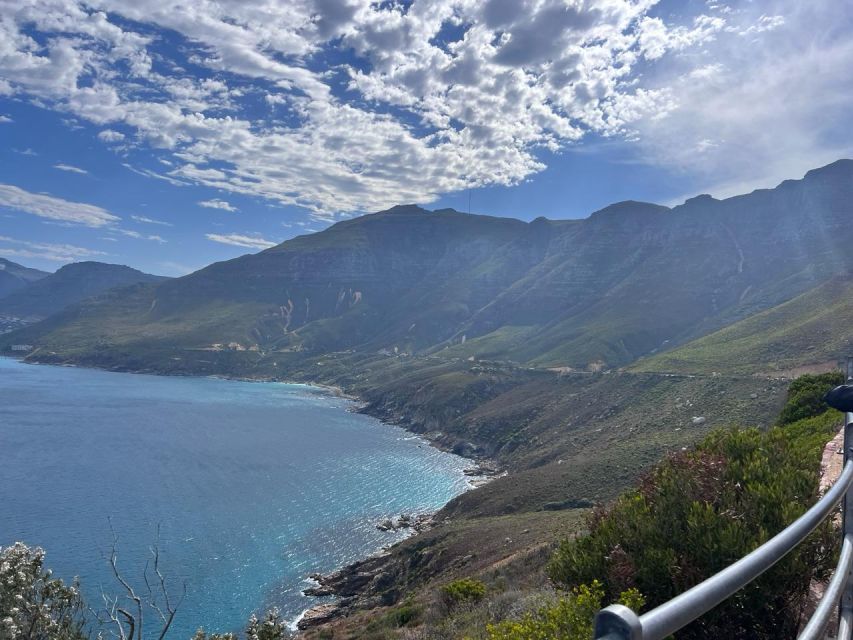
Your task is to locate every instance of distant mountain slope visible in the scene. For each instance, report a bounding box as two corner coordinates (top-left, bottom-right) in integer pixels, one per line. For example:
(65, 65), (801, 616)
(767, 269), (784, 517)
(632, 276), (853, 375)
(4, 160), (853, 371)
(0, 258), (49, 299)
(0, 261), (167, 321)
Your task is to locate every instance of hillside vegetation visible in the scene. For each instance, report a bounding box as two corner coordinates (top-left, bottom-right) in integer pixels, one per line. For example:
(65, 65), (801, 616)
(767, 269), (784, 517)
(634, 276), (853, 376)
(308, 373), (844, 640)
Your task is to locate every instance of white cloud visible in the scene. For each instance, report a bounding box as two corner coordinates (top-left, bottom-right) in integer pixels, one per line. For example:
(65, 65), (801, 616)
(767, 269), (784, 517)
(98, 129), (125, 142)
(0, 115), (12, 123)
(0, 0), (849, 214)
(0, 184), (119, 227)
(0, 235), (107, 262)
(205, 233), (277, 250)
(53, 163), (88, 175)
(738, 14), (785, 36)
(629, 0), (853, 198)
(131, 214), (172, 226)
(198, 198), (238, 212)
(113, 228), (166, 242)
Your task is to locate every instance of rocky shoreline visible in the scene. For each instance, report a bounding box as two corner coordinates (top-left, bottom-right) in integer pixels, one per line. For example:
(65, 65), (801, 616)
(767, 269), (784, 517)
(295, 461), (502, 630)
(8, 355), (505, 634)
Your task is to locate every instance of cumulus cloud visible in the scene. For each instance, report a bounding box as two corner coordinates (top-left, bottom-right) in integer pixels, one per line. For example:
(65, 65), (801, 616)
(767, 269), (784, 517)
(0, 115), (12, 123)
(53, 163), (89, 175)
(198, 199), (238, 212)
(0, 0), (849, 214)
(0, 184), (119, 227)
(0, 236), (106, 262)
(205, 233), (277, 250)
(98, 129), (125, 142)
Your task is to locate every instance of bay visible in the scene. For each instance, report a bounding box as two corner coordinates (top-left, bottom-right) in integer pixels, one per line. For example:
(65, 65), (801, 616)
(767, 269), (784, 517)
(0, 357), (470, 637)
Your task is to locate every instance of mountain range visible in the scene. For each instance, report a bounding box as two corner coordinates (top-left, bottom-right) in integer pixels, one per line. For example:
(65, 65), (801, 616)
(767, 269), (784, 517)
(4, 159), (852, 374)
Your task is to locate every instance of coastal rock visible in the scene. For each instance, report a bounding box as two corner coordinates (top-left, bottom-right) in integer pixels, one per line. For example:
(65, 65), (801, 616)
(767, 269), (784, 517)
(375, 513), (433, 532)
(302, 584), (336, 597)
(376, 518), (395, 531)
(463, 465), (499, 477)
(297, 603), (342, 629)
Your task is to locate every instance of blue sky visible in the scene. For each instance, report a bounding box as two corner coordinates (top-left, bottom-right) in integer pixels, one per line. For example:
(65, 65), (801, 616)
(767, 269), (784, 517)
(1, 0), (851, 276)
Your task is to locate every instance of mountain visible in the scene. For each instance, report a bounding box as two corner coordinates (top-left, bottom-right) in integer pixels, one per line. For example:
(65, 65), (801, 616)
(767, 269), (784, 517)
(4, 161), (853, 371)
(0, 258), (49, 299)
(0, 261), (168, 321)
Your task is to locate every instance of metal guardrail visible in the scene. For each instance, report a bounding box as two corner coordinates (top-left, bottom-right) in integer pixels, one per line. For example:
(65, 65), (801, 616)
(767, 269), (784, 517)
(593, 358), (853, 640)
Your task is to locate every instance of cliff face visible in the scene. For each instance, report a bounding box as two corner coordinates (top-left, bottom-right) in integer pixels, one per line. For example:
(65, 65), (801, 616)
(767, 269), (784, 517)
(4, 161), (853, 371)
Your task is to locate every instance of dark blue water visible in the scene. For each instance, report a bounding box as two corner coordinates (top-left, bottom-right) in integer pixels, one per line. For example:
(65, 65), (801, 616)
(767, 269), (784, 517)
(0, 357), (470, 637)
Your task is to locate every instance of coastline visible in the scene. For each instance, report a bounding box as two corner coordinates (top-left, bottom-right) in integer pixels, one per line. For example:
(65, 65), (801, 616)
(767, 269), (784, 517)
(0, 354), (502, 632)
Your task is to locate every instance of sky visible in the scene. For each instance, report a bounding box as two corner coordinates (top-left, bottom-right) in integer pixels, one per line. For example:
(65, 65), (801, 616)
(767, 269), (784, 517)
(1, 0), (852, 276)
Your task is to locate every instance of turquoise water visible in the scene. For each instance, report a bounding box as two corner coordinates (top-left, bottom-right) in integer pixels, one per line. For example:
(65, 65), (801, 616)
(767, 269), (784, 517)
(0, 357), (470, 637)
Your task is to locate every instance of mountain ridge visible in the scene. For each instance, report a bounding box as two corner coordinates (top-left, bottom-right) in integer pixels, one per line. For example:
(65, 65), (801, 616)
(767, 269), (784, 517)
(3, 160), (852, 374)
(0, 261), (168, 321)
(0, 257), (49, 300)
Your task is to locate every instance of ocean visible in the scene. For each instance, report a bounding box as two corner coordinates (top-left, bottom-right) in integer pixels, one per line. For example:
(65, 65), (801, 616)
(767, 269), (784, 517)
(0, 357), (470, 637)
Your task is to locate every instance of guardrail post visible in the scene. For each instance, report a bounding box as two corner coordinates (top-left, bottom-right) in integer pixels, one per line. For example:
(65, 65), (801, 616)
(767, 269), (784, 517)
(594, 604), (643, 640)
(839, 357), (853, 640)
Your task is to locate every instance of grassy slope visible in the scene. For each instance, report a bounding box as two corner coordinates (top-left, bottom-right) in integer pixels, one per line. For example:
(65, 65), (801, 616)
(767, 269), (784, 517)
(633, 277), (853, 375)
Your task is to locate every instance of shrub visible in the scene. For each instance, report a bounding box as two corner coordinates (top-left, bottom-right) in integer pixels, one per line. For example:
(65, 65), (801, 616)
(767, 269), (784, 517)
(486, 581), (643, 640)
(441, 578), (487, 607)
(548, 398), (842, 639)
(777, 371), (844, 425)
(0, 542), (88, 640)
(386, 600), (422, 628)
(193, 609), (287, 640)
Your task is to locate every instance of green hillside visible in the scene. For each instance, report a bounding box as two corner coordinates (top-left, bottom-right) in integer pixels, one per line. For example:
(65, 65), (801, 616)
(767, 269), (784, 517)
(633, 276), (853, 375)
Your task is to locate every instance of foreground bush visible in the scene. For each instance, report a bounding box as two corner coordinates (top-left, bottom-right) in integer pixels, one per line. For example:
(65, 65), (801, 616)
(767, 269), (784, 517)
(192, 609), (287, 640)
(486, 581), (643, 640)
(0, 541), (288, 640)
(548, 373), (844, 639)
(777, 371), (844, 425)
(0, 542), (87, 640)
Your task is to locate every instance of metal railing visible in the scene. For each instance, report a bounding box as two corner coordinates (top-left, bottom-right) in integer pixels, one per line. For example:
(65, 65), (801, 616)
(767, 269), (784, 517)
(594, 358), (853, 640)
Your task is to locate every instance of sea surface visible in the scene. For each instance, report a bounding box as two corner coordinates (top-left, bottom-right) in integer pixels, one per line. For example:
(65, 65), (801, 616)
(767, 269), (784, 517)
(0, 357), (470, 637)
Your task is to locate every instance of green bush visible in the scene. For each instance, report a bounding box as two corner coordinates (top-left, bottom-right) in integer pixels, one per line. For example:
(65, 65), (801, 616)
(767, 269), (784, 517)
(777, 371), (844, 425)
(548, 372), (844, 640)
(441, 578), (487, 607)
(387, 601), (422, 627)
(486, 581), (643, 640)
